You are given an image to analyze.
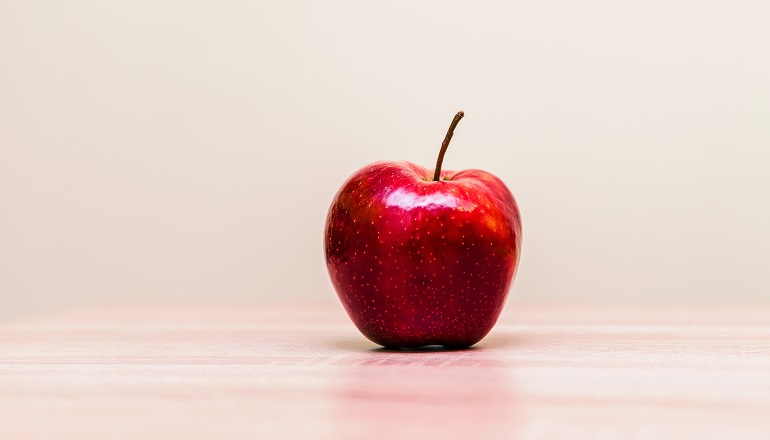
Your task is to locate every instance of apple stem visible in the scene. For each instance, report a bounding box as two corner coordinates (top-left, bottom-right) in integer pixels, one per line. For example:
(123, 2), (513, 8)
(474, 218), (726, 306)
(433, 111), (465, 181)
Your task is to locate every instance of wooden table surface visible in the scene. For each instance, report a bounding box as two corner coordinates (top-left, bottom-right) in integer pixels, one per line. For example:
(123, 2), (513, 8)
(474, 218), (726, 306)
(1, 303), (769, 439)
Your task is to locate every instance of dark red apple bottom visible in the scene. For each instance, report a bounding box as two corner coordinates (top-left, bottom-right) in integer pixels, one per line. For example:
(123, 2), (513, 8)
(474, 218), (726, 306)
(325, 161), (522, 349)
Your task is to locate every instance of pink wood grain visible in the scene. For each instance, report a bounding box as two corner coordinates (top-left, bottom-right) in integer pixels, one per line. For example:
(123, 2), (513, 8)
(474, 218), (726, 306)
(1, 303), (769, 439)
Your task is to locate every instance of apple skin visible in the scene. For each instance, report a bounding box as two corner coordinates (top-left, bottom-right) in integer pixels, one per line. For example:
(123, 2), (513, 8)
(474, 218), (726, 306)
(324, 160), (522, 348)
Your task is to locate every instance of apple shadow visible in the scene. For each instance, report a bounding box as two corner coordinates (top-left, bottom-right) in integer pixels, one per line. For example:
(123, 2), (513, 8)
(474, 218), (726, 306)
(369, 328), (523, 352)
(328, 329), (522, 353)
(327, 338), (478, 353)
(371, 345), (477, 353)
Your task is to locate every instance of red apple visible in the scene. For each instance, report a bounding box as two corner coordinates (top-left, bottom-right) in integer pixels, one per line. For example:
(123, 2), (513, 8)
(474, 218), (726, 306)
(324, 111), (522, 348)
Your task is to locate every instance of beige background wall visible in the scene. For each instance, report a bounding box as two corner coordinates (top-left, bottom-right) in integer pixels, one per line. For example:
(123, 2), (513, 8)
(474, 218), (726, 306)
(2, 1), (769, 319)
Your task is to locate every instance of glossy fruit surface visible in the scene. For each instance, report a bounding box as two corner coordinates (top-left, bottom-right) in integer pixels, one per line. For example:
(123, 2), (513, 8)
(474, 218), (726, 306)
(324, 160), (521, 348)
